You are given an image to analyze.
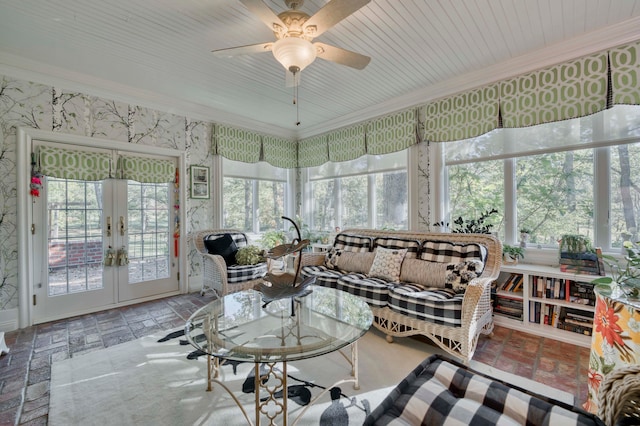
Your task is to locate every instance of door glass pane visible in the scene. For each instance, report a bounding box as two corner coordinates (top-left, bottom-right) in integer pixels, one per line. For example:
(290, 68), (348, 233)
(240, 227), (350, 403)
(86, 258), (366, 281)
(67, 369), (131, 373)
(47, 178), (104, 295)
(127, 181), (170, 284)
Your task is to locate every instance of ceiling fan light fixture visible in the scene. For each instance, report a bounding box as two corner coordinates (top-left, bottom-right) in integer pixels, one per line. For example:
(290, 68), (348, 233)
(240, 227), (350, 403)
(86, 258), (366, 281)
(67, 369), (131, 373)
(272, 37), (317, 73)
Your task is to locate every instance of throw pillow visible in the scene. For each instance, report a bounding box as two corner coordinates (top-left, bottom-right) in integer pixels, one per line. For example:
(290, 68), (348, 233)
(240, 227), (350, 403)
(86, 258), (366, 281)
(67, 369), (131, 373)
(336, 251), (376, 274)
(368, 247), (408, 282)
(445, 260), (484, 292)
(399, 259), (448, 287)
(204, 233), (238, 266)
(325, 247), (342, 269)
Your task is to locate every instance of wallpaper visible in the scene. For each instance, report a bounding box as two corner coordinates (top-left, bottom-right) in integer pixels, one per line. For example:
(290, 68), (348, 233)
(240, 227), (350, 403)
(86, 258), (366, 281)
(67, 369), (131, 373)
(0, 75), (215, 310)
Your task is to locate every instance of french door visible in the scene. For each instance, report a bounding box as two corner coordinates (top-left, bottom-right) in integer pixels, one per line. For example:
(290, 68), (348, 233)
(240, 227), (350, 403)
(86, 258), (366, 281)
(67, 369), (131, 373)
(31, 148), (179, 324)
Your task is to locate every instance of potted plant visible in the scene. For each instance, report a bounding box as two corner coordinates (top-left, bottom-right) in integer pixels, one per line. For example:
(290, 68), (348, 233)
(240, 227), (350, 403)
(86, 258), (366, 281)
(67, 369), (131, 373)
(558, 234), (593, 254)
(503, 244), (524, 265)
(593, 240), (640, 299)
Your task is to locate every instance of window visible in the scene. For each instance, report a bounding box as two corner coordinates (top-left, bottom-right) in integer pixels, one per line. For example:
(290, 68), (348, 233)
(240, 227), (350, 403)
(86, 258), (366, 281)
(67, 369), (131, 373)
(222, 158), (291, 236)
(304, 151), (408, 231)
(444, 105), (640, 251)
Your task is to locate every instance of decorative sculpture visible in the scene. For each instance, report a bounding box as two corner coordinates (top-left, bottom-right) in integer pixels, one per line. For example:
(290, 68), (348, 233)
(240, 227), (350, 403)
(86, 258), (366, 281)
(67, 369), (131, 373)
(258, 216), (317, 305)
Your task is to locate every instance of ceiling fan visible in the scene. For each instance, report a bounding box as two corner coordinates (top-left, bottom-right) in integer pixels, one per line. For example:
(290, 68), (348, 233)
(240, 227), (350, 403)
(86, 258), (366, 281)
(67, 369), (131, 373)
(212, 0), (371, 81)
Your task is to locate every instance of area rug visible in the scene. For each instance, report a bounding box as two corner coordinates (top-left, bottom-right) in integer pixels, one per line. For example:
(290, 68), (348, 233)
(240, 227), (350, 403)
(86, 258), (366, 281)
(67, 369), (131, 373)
(49, 329), (573, 425)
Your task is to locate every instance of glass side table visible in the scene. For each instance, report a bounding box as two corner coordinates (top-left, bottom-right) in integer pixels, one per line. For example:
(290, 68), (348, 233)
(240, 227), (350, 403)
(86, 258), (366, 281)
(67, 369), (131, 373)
(185, 285), (373, 425)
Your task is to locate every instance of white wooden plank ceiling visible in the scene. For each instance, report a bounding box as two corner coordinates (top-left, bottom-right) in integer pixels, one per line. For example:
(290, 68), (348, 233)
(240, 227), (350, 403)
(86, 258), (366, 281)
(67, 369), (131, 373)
(0, 0), (639, 139)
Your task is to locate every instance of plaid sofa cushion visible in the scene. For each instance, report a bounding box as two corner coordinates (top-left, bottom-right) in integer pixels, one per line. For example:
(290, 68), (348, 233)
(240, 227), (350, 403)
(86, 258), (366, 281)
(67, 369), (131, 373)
(365, 354), (604, 426)
(419, 240), (487, 271)
(336, 273), (392, 307)
(227, 263), (267, 283)
(300, 265), (345, 287)
(333, 233), (373, 252)
(203, 232), (248, 249)
(373, 237), (421, 259)
(388, 284), (463, 326)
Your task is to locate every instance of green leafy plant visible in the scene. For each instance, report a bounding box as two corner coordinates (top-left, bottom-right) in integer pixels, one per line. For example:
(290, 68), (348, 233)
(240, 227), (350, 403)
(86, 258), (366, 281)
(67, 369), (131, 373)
(503, 244), (525, 260)
(433, 208), (499, 234)
(592, 241), (640, 298)
(235, 245), (265, 265)
(559, 234), (593, 253)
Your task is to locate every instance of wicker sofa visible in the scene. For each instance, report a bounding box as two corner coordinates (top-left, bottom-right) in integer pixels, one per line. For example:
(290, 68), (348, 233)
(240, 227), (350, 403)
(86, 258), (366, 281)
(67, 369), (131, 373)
(300, 229), (501, 362)
(193, 229), (268, 297)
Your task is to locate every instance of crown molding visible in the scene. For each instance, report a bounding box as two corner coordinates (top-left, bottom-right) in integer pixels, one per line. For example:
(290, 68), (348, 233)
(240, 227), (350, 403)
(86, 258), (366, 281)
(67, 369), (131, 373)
(0, 52), (297, 140)
(296, 16), (640, 140)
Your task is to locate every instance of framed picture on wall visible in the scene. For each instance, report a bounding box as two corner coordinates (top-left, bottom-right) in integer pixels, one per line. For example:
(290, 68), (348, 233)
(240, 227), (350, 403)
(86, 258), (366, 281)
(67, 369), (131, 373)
(190, 165), (210, 199)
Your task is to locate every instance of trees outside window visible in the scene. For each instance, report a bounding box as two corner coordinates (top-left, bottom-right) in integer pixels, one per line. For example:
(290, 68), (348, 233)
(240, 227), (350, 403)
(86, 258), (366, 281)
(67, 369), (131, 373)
(222, 158), (290, 236)
(305, 152), (408, 232)
(445, 105), (640, 251)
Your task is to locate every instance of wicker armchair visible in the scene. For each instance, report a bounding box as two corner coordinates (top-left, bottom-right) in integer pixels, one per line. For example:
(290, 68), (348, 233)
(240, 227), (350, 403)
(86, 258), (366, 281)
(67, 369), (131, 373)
(192, 229), (267, 297)
(598, 365), (640, 426)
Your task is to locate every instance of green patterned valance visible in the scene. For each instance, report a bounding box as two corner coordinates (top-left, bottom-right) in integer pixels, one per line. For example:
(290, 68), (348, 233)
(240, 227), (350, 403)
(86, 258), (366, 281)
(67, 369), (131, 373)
(424, 84), (500, 142)
(610, 40), (640, 105)
(119, 155), (175, 183)
(39, 145), (112, 181)
(298, 134), (328, 168)
(216, 124), (261, 163)
(501, 52), (608, 128)
(262, 135), (297, 169)
(327, 124), (366, 162)
(367, 109), (417, 154)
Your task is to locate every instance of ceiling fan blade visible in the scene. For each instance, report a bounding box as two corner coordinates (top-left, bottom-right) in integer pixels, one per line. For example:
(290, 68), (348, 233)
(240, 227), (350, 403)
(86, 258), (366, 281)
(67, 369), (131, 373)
(212, 42), (273, 57)
(239, 0), (286, 32)
(304, 0), (370, 37)
(314, 42), (370, 69)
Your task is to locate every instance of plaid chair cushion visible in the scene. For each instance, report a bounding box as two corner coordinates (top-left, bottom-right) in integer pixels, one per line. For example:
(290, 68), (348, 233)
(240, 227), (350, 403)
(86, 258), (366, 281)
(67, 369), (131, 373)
(365, 354), (604, 426)
(419, 240), (487, 272)
(333, 233), (373, 252)
(227, 263), (267, 283)
(388, 284), (463, 326)
(336, 273), (392, 307)
(373, 237), (421, 259)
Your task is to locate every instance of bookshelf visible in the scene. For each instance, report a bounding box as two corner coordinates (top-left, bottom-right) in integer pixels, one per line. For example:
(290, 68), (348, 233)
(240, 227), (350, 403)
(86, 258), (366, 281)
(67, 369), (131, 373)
(493, 263), (599, 347)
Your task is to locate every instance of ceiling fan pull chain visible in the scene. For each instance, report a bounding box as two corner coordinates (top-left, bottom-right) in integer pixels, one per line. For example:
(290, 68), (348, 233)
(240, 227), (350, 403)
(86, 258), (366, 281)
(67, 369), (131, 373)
(293, 71), (301, 126)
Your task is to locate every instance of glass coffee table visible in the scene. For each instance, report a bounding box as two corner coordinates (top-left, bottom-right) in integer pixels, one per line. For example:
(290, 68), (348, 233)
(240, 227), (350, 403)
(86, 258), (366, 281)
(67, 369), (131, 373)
(185, 285), (373, 426)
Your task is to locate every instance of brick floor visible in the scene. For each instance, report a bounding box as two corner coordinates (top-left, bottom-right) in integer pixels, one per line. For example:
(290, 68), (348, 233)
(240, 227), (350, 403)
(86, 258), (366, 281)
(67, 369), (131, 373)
(0, 295), (590, 425)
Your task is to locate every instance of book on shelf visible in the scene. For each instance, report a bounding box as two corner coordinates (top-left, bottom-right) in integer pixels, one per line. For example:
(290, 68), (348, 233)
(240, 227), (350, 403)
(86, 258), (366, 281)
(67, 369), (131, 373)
(567, 281), (596, 306)
(558, 249), (605, 276)
(500, 273), (523, 293)
(557, 306), (594, 336)
(529, 301), (541, 323)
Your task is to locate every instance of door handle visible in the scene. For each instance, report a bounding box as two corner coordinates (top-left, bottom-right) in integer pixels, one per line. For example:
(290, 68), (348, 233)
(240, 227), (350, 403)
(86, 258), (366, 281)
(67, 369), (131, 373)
(106, 216), (112, 237)
(119, 216), (126, 236)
